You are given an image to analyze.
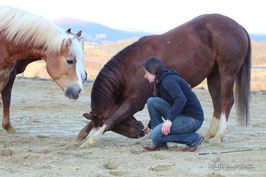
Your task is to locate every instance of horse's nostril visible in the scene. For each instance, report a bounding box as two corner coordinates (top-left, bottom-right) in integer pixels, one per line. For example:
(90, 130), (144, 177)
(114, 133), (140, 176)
(138, 130), (145, 138)
(65, 85), (81, 100)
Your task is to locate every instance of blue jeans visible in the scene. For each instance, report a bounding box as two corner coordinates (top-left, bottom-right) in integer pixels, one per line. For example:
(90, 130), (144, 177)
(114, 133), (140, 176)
(147, 97), (203, 147)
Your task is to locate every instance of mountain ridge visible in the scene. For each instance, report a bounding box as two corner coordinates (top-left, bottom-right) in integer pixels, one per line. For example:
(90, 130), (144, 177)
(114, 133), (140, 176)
(53, 18), (151, 43)
(53, 17), (266, 43)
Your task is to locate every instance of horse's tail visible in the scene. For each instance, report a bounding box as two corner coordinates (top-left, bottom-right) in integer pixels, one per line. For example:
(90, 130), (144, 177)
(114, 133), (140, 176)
(235, 27), (251, 126)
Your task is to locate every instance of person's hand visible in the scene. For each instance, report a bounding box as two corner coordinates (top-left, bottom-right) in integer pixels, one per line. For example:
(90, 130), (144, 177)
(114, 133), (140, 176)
(161, 120), (172, 135)
(144, 127), (150, 135)
(144, 127), (150, 134)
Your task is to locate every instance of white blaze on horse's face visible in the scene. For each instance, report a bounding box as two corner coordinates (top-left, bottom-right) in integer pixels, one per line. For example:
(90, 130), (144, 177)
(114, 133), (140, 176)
(46, 36), (86, 100)
(70, 38), (87, 87)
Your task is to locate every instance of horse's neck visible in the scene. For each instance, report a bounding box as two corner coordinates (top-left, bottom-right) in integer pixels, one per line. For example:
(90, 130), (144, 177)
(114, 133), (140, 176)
(9, 48), (46, 62)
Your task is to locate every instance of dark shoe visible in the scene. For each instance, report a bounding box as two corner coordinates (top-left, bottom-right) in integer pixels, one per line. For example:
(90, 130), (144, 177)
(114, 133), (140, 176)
(143, 145), (168, 151)
(182, 135), (204, 152)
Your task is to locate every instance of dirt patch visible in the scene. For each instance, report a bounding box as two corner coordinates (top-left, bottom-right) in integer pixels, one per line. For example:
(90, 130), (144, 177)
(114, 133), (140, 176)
(0, 78), (265, 176)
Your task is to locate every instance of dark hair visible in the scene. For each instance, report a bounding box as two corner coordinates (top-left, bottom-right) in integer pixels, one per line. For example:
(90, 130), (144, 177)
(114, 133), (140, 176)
(143, 56), (164, 75)
(143, 57), (164, 96)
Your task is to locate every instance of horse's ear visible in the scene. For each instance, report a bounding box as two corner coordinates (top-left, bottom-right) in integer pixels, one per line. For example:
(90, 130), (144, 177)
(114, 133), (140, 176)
(83, 113), (93, 120)
(76, 31), (82, 37)
(90, 110), (102, 118)
(66, 28), (71, 33)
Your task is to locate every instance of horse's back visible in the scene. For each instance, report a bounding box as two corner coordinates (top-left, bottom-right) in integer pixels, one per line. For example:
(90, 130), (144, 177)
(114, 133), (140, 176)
(163, 13), (248, 48)
(139, 14), (249, 86)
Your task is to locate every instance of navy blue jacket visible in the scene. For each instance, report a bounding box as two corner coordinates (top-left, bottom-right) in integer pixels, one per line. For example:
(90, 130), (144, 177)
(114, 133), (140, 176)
(155, 69), (204, 122)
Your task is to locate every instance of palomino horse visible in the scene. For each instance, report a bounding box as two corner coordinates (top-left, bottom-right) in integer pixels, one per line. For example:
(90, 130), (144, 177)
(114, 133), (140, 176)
(1, 29), (83, 134)
(75, 14), (250, 147)
(0, 7), (86, 133)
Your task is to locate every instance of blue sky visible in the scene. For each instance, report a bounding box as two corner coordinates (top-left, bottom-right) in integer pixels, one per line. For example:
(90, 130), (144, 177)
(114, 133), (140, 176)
(1, 0), (266, 34)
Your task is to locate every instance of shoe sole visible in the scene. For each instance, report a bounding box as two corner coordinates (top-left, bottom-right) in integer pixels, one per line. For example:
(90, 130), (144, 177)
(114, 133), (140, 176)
(182, 136), (204, 152)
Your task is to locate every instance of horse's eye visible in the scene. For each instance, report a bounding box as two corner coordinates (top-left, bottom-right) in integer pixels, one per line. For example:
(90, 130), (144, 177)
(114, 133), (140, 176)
(67, 59), (74, 65)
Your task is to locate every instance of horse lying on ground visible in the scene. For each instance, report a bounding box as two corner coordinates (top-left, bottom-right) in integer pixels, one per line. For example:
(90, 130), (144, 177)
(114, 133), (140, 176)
(75, 13), (250, 147)
(0, 6), (86, 133)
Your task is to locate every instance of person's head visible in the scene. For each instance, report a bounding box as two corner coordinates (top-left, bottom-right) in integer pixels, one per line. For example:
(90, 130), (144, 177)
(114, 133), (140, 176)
(143, 57), (164, 83)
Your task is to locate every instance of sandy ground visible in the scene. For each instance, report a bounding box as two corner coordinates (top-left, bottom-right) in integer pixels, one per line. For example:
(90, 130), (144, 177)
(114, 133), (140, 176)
(0, 78), (265, 177)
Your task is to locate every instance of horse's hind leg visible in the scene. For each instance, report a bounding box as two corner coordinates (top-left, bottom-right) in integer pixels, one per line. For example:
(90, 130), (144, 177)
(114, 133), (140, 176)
(1, 69), (16, 133)
(73, 121), (94, 146)
(204, 68), (222, 143)
(1, 59), (40, 133)
(213, 74), (235, 144)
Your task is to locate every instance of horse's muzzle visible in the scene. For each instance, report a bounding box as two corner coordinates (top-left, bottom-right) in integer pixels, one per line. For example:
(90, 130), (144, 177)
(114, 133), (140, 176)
(65, 84), (82, 100)
(136, 121), (145, 138)
(137, 131), (145, 138)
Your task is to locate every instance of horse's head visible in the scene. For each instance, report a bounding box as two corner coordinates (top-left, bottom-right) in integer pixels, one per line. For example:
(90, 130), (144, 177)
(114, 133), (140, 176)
(45, 30), (87, 100)
(83, 112), (145, 138)
(111, 116), (145, 138)
(83, 111), (105, 128)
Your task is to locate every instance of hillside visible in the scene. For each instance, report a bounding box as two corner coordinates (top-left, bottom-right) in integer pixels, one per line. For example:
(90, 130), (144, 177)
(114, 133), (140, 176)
(250, 34), (266, 42)
(54, 18), (150, 42)
(251, 40), (266, 66)
(22, 39), (266, 91)
(54, 18), (266, 43)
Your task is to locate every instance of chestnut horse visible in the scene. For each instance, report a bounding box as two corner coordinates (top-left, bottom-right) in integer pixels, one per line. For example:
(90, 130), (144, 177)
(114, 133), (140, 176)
(75, 14), (251, 147)
(1, 29), (83, 134)
(0, 7), (86, 133)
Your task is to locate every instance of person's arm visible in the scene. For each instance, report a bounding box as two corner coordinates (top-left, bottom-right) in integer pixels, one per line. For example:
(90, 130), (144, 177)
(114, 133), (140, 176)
(161, 78), (187, 135)
(163, 78), (187, 122)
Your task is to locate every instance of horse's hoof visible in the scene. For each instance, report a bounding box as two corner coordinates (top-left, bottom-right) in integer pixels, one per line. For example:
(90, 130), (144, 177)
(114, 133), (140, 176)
(79, 141), (95, 149)
(211, 139), (221, 146)
(211, 142), (219, 146)
(88, 138), (96, 144)
(71, 139), (82, 147)
(3, 124), (16, 134)
(7, 126), (16, 134)
(66, 144), (78, 150)
(203, 138), (209, 143)
(79, 143), (88, 149)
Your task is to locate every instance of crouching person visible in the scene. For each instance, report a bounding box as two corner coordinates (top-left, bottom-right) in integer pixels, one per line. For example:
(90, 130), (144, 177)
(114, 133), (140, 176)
(143, 56), (204, 152)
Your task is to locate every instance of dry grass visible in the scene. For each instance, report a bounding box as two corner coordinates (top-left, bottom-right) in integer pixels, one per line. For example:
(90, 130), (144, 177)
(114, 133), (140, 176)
(22, 39), (266, 91)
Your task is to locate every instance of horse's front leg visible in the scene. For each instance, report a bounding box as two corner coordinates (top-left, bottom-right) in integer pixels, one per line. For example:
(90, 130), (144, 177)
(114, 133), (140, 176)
(80, 98), (140, 148)
(80, 124), (107, 147)
(1, 71), (16, 133)
(73, 121), (94, 146)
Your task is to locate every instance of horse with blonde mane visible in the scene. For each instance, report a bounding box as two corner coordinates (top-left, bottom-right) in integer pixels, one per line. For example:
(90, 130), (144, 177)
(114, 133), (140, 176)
(0, 7), (87, 133)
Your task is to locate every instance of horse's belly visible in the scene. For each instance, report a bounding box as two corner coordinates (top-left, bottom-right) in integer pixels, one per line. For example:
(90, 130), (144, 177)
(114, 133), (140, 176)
(163, 52), (214, 87)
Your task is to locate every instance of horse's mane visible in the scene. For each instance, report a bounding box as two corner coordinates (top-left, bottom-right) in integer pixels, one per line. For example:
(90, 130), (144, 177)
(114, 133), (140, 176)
(0, 6), (78, 55)
(91, 40), (143, 112)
